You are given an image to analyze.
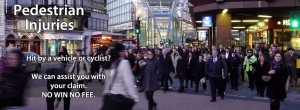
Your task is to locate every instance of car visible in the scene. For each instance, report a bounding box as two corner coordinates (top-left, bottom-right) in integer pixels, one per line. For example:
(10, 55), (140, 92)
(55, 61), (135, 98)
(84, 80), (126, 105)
(22, 52), (41, 74)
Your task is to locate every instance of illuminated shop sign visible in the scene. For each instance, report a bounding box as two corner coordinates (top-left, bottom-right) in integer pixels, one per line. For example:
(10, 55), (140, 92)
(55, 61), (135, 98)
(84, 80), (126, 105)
(277, 19), (290, 26)
(202, 16), (212, 27)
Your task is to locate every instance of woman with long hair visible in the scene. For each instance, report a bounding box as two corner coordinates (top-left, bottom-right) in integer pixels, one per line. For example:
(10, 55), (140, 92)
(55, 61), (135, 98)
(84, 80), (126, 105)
(101, 43), (139, 110)
(139, 49), (160, 110)
(266, 52), (288, 110)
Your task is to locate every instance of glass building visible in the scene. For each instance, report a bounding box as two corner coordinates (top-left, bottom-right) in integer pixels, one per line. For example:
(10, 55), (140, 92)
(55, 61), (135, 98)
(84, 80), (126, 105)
(107, 0), (196, 47)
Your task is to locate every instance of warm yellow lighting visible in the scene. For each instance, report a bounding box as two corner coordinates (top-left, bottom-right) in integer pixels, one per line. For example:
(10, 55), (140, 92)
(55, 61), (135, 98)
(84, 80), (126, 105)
(231, 30), (239, 32)
(232, 26), (246, 29)
(264, 19), (269, 22)
(196, 21), (202, 23)
(258, 15), (272, 18)
(242, 20), (259, 23)
(222, 9), (228, 14)
(231, 20), (241, 23)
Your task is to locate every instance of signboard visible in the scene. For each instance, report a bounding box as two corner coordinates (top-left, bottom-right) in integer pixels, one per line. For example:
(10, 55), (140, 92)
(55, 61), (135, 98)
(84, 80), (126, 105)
(202, 16), (212, 27)
(50, 40), (56, 56)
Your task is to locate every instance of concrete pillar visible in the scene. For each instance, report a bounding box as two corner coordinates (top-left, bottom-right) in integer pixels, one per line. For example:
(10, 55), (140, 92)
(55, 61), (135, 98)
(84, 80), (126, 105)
(216, 13), (232, 48)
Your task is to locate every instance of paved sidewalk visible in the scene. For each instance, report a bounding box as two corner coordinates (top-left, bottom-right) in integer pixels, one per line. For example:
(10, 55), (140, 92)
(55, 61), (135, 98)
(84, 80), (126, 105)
(26, 91), (269, 110)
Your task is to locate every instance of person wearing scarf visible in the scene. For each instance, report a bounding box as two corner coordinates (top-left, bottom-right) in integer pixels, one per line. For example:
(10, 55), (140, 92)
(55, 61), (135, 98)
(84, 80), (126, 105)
(266, 52), (288, 110)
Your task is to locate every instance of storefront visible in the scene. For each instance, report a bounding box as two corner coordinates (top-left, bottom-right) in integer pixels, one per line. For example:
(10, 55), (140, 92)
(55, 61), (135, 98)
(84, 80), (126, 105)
(268, 18), (300, 50)
(43, 33), (83, 56)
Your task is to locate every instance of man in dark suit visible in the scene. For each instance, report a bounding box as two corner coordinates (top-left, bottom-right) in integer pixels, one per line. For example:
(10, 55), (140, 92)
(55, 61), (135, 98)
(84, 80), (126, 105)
(205, 50), (228, 102)
(185, 52), (196, 88)
(158, 49), (175, 92)
(90, 48), (100, 82)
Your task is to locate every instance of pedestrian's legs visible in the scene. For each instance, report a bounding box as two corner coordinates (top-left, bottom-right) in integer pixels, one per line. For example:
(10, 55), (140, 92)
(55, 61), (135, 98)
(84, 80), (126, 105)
(255, 80), (261, 96)
(190, 79), (194, 88)
(63, 97), (70, 110)
(168, 74), (173, 85)
(46, 96), (55, 110)
(195, 78), (200, 92)
(230, 74), (235, 89)
(178, 77), (184, 92)
(209, 78), (217, 101)
(61, 62), (67, 71)
(160, 73), (165, 87)
(164, 73), (169, 91)
(185, 79), (189, 88)
(218, 78), (225, 99)
(270, 99), (280, 110)
(145, 91), (156, 110)
(247, 71), (254, 90)
(241, 68), (245, 82)
(78, 80), (85, 93)
(90, 68), (96, 82)
(203, 82), (207, 91)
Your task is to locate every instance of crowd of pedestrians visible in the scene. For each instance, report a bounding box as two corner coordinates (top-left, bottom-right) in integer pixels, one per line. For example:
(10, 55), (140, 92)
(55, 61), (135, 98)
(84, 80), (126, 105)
(0, 42), (299, 110)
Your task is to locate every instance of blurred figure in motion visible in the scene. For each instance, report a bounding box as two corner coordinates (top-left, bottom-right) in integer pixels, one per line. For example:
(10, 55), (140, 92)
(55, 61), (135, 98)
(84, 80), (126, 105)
(57, 46), (69, 71)
(101, 43), (138, 110)
(68, 49), (90, 93)
(46, 68), (73, 110)
(0, 49), (28, 110)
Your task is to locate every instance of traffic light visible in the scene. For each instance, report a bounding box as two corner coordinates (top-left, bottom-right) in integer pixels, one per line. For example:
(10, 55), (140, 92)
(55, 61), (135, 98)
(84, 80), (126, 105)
(290, 11), (300, 28)
(135, 18), (141, 34)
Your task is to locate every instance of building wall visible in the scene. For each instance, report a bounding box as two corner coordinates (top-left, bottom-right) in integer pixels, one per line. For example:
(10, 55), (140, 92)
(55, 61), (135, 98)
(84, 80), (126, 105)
(0, 0), (5, 56)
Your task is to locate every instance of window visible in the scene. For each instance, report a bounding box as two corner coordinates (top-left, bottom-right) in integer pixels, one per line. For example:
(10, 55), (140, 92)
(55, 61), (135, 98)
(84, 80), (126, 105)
(97, 19), (101, 30)
(93, 18), (97, 29)
(100, 19), (104, 30)
(88, 18), (92, 29)
(104, 20), (108, 31)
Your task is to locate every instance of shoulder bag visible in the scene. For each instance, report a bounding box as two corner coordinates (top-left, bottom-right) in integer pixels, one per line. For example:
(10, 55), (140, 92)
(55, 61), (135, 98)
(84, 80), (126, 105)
(262, 65), (272, 82)
(101, 59), (135, 110)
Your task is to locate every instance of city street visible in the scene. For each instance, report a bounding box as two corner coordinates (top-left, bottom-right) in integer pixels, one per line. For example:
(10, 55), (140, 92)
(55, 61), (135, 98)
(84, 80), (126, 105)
(24, 61), (300, 110)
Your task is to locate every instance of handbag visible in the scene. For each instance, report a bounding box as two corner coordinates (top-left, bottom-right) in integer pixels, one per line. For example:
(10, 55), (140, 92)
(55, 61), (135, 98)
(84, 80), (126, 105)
(101, 59), (135, 110)
(263, 66), (273, 82)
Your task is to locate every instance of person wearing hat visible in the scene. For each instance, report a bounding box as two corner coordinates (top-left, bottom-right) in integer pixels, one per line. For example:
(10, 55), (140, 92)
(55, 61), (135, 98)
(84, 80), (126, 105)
(243, 49), (257, 91)
(284, 48), (298, 89)
(68, 49), (90, 93)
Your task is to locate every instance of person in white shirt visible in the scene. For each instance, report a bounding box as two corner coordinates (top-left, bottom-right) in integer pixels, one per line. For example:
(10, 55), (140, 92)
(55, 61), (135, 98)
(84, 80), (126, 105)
(101, 43), (139, 110)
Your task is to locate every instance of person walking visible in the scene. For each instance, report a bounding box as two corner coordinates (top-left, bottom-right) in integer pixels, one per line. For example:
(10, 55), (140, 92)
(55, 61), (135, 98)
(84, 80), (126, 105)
(205, 50), (228, 102)
(185, 52), (196, 88)
(243, 49), (257, 91)
(266, 52), (288, 110)
(90, 48), (101, 82)
(284, 48), (298, 89)
(139, 49), (159, 110)
(101, 43), (139, 110)
(0, 49), (28, 110)
(68, 49), (90, 93)
(229, 52), (241, 91)
(193, 55), (207, 92)
(176, 54), (187, 93)
(58, 46), (69, 71)
(158, 49), (174, 92)
(46, 68), (73, 110)
(253, 55), (270, 97)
